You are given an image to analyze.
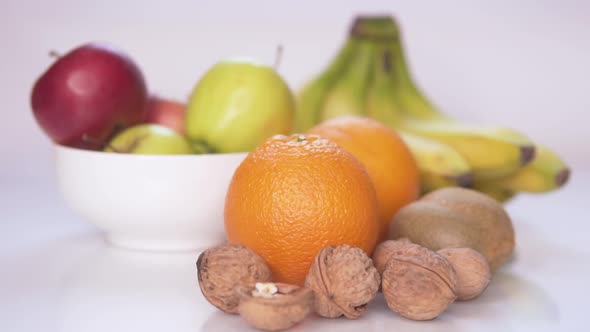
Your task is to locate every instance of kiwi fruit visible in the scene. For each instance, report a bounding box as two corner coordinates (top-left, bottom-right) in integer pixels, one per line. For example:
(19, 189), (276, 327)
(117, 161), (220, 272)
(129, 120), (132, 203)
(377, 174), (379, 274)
(389, 187), (515, 272)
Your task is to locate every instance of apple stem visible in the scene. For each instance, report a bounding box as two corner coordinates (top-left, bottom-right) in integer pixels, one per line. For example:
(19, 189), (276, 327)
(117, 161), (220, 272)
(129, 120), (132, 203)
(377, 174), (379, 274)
(48, 50), (62, 59)
(108, 123), (126, 142)
(273, 45), (283, 71)
(81, 134), (105, 150)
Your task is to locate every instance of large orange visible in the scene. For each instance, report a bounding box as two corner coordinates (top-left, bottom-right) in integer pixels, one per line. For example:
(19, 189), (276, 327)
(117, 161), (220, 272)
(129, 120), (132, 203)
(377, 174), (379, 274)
(224, 134), (380, 285)
(308, 116), (420, 240)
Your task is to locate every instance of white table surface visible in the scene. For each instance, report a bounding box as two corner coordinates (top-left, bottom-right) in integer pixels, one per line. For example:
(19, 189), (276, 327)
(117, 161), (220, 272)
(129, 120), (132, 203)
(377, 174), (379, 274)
(1, 169), (588, 332)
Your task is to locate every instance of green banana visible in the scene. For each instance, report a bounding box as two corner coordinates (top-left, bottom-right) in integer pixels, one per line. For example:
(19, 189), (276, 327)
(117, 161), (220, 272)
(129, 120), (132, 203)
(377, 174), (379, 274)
(476, 145), (570, 193)
(354, 16), (537, 181)
(295, 39), (358, 132)
(375, 18), (536, 180)
(365, 42), (473, 192)
(385, 29), (446, 121)
(352, 16), (446, 121)
(295, 15), (569, 198)
(319, 38), (374, 123)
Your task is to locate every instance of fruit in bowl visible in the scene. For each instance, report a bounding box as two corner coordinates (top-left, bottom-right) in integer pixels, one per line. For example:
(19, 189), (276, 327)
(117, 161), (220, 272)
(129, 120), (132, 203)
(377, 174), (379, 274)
(185, 58), (295, 154)
(143, 95), (186, 135)
(31, 43), (148, 150)
(30, 41), (297, 251)
(104, 124), (193, 155)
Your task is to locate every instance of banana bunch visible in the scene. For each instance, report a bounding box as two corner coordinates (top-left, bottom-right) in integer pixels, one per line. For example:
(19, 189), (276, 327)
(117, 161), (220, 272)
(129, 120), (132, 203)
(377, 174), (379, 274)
(296, 16), (570, 202)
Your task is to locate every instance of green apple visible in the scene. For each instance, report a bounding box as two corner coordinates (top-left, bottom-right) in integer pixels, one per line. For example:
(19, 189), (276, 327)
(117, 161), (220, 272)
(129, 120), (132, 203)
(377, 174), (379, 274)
(185, 59), (295, 153)
(104, 124), (193, 154)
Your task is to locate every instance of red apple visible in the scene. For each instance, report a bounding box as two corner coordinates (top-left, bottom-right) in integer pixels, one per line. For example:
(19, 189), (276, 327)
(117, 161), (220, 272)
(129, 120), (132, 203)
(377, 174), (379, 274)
(31, 43), (148, 150)
(143, 96), (186, 135)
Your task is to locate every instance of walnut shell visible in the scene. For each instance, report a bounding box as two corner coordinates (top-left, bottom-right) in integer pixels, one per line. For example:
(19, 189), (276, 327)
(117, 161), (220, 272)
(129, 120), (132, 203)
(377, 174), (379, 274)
(304, 244), (380, 319)
(372, 238), (412, 275)
(381, 243), (457, 320)
(197, 243), (272, 313)
(438, 247), (491, 300)
(236, 282), (313, 331)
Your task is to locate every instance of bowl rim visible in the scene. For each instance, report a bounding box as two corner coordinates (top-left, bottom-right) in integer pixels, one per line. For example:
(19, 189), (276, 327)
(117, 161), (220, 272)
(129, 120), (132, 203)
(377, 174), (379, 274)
(53, 143), (250, 159)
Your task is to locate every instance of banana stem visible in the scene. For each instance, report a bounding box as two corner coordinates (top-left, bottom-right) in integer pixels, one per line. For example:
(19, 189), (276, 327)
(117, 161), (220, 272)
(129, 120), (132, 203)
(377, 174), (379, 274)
(348, 15), (437, 117)
(349, 16), (399, 41)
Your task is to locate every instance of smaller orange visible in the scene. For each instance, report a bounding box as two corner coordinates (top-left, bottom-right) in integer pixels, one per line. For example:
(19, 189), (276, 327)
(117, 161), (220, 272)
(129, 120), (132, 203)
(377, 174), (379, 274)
(308, 116), (420, 239)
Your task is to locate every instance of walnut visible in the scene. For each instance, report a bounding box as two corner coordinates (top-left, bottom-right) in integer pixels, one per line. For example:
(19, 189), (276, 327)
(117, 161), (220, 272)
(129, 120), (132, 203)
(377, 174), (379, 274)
(304, 244), (380, 319)
(381, 243), (457, 320)
(236, 282), (313, 331)
(438, 247), (491, 300)
(196, 243), (272, 314)
(372, 238), (412, 275)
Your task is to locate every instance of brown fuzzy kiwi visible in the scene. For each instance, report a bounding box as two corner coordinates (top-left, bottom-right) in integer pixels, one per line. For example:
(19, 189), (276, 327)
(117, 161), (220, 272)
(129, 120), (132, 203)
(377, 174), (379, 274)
(389, 187), (515, 272)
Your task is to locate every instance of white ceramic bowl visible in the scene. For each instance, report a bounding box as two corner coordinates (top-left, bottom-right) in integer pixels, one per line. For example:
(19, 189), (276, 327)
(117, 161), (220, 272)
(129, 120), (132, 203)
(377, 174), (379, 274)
(55, 144), (247, 251)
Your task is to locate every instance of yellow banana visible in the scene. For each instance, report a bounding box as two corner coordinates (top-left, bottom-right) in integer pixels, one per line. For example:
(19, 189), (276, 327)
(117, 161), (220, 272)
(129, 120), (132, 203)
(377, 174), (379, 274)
(396, 119), (535, 180)
(365, 42), (535, 180)
(354, 16), (537, 181)
(399, 132), (474, 192)
(476, 145), (570, 193)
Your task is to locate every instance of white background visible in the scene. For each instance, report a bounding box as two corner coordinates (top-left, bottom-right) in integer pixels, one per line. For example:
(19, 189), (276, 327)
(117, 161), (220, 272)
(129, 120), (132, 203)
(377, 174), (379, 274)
(2, 1), (590, 331)
(2, 0), (590, 180)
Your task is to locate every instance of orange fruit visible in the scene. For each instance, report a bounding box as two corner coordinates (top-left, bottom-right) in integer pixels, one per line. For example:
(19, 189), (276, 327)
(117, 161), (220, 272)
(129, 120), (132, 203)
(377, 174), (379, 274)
(308, 116), (420, 240)
(224, 134), (380, 285)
